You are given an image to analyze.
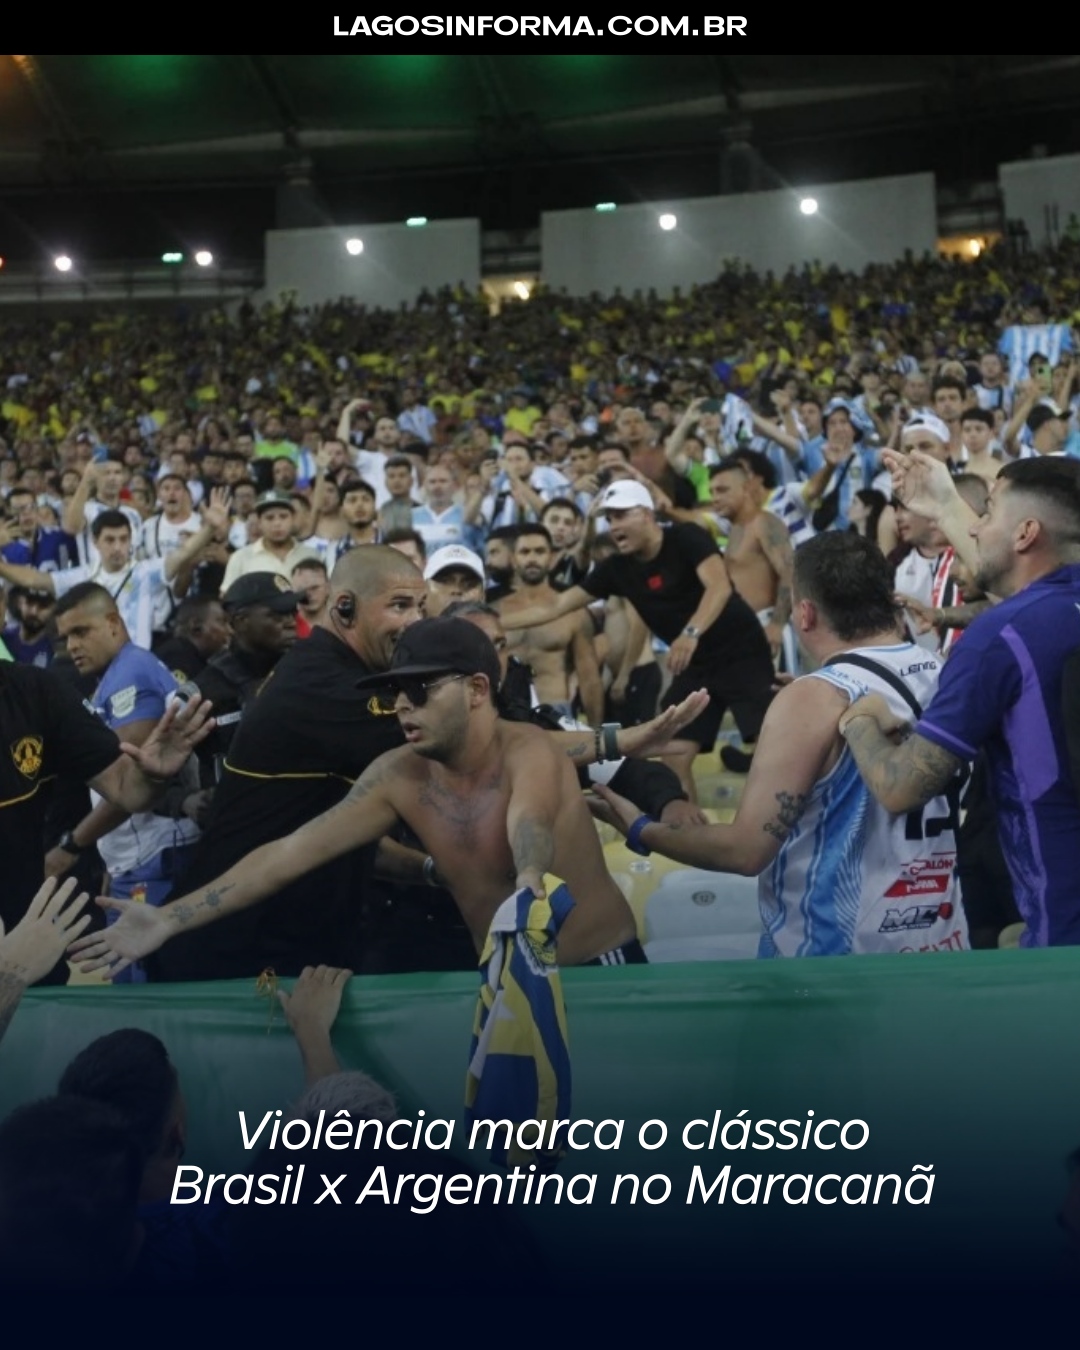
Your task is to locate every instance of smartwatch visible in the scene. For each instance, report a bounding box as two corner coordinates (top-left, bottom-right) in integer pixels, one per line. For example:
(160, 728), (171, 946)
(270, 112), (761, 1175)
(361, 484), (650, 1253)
(682, 625), (701, 639)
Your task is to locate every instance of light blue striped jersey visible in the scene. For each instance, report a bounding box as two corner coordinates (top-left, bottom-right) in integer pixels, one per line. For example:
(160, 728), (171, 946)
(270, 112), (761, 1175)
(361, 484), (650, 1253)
(758, 644), (967, 957)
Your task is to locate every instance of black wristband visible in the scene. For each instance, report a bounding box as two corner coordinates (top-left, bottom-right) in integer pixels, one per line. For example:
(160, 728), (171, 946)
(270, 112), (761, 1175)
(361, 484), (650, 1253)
(601, 722), (621, 760)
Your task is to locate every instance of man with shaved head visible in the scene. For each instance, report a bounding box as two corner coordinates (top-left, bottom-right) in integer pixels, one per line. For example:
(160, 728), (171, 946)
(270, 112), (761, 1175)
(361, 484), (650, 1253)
(147, 545), (477, 980)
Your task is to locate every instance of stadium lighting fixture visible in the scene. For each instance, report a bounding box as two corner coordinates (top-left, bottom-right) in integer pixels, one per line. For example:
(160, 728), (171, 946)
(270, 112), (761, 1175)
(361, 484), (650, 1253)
(54, 254), (73, 272)
(345, 238), (364, 255)
(800, 198), (819, 216)
(194, 250), (213, 267)
(595, 202), (617, 212)
(406, 217), (428, 227)
(659, 214), (677, 231)
(162, 252), (184, 264)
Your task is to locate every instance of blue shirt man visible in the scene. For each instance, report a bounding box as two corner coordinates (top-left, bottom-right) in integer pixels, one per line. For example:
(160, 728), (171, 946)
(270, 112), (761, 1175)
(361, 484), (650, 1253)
(914, 565), (1080, 945)
(839, 458), (1080, 947)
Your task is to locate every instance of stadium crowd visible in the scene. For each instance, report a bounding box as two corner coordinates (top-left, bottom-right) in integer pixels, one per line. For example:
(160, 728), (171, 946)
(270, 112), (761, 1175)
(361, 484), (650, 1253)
(2, 238), (1080, 1293)
(2, 241), (1080, 978)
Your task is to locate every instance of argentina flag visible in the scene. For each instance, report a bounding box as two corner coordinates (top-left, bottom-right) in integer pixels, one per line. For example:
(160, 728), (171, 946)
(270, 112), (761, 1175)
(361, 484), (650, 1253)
(465, 884), (574, 1170)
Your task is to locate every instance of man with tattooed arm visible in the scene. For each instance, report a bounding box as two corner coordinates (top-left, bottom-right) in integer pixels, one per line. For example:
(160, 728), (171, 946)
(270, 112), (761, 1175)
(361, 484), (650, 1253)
(591, 533), (969, 957)
(74, 618), (706, 975)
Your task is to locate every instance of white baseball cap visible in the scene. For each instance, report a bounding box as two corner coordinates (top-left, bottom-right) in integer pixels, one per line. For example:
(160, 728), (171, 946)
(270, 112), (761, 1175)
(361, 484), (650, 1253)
(598, 481), (655, 513)
(901, 412), (950, 445)
(423, 544), (486, 583)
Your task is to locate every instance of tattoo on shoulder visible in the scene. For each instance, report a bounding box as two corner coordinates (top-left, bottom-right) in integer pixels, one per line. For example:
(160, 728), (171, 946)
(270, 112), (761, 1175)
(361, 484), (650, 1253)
(762, 790), (809, 842)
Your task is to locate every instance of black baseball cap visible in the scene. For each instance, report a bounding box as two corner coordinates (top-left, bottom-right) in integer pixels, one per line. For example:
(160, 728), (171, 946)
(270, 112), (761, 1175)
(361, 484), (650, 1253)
(355, 617), (501, 693)
(1027, 404), (1070, 435)
(222, 573), (300, 613)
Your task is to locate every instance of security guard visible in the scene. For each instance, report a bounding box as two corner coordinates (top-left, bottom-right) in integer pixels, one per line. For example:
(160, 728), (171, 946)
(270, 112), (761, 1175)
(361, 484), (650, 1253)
(0, 660), (209, 983)
(194, 574), (300, 772)
(150, 546), (475, 982)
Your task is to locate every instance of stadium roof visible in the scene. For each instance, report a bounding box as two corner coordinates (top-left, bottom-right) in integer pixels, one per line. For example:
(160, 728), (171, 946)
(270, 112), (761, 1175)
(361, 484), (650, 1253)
(2, 55), (1079, 257)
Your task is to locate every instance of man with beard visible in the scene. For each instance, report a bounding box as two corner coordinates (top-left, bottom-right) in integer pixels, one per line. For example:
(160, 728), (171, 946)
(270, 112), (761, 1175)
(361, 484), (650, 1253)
(2, 587), (55, 668)
(501, 481), (774, 801)
(497, 526), (604, 726)
(840, 454), (1080, 948)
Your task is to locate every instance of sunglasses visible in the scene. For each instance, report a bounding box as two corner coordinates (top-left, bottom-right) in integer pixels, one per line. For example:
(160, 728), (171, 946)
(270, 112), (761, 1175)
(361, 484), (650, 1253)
(377, 672), (467, 711)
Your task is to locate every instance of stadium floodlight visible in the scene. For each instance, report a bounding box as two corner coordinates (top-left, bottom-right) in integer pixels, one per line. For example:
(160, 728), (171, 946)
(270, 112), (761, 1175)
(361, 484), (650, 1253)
(194, 250), (214, 267)
(345, 238), (364, 255)
(595, 202), (617, 212)
(54, 254), (73, 272)
(799, 198), (819, 216)
(406, 217), (428, 227)
(659, 214), (677, 231)
(162, 251), (184, 264)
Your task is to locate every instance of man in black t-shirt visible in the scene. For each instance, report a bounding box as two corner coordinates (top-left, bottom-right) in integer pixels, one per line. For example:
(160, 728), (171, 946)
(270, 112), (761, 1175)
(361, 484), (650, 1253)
(0, 665), (210, 982)
(501, 481), (774, 799)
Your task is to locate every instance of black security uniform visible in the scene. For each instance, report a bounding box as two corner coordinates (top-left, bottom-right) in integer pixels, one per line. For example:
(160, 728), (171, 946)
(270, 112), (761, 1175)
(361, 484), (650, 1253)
(150, 626), (474, 981)
(0, 663), (120, 983)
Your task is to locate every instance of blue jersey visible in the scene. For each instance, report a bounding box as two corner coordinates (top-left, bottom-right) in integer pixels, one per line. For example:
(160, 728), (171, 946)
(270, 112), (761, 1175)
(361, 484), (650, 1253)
(916, 564), (1080, 946)
(1, 527), (78, 573)
(1, 624), (52, 668)
(93, 642), (176, 732)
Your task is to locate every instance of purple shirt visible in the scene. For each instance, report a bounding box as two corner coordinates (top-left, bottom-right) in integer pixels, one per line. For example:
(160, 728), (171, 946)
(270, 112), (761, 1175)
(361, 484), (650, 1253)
(916, 564), (1080, 946)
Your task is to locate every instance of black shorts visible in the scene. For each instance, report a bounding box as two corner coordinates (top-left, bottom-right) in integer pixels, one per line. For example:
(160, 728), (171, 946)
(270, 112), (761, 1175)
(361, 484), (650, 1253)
(585, 938), (649, 966)
(663, 654), (774, 751)
(605, 663), (662, 728)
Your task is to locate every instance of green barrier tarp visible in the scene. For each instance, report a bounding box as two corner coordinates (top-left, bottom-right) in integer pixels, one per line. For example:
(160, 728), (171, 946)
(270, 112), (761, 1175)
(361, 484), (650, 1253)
(4, 951), (1079, 1288)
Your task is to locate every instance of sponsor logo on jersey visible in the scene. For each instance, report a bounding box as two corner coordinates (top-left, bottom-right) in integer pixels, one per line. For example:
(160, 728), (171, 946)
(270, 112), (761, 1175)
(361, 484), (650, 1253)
(879, 900), (955, 932)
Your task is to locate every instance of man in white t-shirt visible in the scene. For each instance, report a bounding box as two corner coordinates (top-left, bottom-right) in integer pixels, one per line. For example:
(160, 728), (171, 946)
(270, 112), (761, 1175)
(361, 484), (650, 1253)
(0, 495), (228, 651)
(62, 460), (143, 567)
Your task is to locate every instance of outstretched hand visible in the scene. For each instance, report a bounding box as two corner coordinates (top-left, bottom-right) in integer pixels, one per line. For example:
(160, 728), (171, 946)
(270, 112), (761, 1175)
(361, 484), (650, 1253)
(67, 898), (170, 979)
(124, 693), (214, 782)
(0, 878), (92, 987)
(617, 689), (709, 759)
(881, 449), (960, 520)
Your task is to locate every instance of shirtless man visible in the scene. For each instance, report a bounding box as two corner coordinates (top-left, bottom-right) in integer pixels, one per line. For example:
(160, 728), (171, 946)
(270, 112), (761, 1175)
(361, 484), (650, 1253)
(497, 526), (604, 726)
(707, 461), (794, 658)
(71, 617), (639, 975)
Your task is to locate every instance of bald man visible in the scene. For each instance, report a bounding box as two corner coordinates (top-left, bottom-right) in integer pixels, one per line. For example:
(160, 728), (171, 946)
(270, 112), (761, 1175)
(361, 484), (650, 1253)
(146, 545), (472, 981)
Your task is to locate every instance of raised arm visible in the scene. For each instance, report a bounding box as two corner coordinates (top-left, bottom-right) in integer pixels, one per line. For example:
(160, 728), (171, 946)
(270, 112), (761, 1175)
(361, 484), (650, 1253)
(665, 397), (707, 476)
(72, 752), (403, 977)
(162, 488), (231, 582)
(62, 461), (97, 536)
(882, 449), (980, 574)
